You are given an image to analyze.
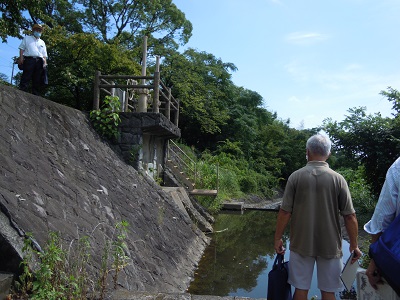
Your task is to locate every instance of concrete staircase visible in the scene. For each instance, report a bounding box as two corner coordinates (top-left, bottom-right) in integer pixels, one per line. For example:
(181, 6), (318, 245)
(166, 159), (195, 191)
(166, 141), (218, 197)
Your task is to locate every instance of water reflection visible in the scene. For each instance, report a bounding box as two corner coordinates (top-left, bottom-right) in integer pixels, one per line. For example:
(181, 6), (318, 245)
(188, 210), (354, 299)
(188, 210), (279, 297)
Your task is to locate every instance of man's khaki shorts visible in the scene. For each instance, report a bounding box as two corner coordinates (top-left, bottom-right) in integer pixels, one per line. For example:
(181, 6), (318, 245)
(288, 250), (344, 292)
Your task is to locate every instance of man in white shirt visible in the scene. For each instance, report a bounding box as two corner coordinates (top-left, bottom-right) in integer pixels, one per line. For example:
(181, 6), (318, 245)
(364, 156), (400, 289)
(18, 24), (48, 95)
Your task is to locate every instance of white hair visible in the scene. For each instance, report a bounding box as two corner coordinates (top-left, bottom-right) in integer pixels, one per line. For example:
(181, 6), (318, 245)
(306, 134), (331, 157)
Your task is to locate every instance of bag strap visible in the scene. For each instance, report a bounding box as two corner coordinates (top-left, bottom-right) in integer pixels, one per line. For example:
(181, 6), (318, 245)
(274, 253), (285, 268)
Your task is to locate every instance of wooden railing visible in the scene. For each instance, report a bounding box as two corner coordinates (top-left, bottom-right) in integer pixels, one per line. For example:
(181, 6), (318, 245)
(93, 70), (180, 126)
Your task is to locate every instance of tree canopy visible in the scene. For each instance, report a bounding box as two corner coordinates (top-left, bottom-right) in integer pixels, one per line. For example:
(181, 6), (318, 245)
(323, 87), (400, 196)
(2, 0), (400, 204)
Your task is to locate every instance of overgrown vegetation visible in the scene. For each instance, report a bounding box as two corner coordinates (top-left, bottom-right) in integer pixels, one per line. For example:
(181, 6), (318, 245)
(90, 95), (121, 140)
(11, 221), (130, 300)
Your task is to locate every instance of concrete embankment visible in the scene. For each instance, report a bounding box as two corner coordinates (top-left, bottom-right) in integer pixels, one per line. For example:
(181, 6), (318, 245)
(0, 84), (210, 295)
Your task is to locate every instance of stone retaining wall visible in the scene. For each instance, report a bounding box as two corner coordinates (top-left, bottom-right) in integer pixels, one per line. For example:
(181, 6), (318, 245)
(0, 84), (209, 295)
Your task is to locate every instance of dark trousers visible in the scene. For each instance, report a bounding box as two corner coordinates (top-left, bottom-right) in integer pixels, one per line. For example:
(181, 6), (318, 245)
(19, 57), (44, 95)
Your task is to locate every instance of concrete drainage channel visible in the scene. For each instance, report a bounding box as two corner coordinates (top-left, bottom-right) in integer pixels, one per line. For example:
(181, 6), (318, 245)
(0, 273), (13, 300)
(111, 271), (400, 300)
(112, 291), (261, 300)
(2, 269), (399, 299)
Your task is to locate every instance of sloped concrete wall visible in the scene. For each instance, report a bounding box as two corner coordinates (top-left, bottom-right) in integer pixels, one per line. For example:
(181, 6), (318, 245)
(0, 84), (209, 293)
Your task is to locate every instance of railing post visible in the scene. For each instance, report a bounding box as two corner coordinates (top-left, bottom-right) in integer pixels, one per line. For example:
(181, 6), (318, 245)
(174, 98), (180, 126)
(153, 71), (160, 113)
(153, 56), (160, 113)
(165, 87), (171, 119)
(93, 70), (101, 110)
(138, 36), (148, 112)
(111, 80), (115, 98)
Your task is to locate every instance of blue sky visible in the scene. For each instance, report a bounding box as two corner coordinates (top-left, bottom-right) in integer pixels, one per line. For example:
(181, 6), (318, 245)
(172, 0), (400, 128)
(1, 0), (400, 129)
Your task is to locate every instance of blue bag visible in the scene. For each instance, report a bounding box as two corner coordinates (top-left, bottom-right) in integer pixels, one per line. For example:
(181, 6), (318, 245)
(267, 254), (292, 300)
(369, 213), (400, 296)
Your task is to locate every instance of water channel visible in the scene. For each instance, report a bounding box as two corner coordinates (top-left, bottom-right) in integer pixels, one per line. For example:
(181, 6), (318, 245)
(188, 210), (358, 299)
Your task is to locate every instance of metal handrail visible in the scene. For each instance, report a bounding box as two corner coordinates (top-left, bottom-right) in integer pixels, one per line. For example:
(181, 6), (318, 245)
(167, 140), (219, 191)
(168, 140), (197, 183)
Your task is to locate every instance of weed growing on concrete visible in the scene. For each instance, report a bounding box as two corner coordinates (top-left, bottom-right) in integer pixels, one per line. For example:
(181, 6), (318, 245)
(11, 221), (130, 300)
(31, 232), (68, 299)
(98, 239), (111, 299)
(129, 144), (142, 165)
(13, 233), (34, 298)
(111, 220), (130, 289)
(157, 205), (165, 225)
(98, 220), (130, 298)
(90, 95), (121, 140)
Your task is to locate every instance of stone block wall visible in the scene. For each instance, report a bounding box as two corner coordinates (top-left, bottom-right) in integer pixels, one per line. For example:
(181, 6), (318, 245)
(117, 112), (180, 179)
(0, 84), (207, 295)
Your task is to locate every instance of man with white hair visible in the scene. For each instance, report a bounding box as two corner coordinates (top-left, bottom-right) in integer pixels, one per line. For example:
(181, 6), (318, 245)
(274, 134), (362, 300)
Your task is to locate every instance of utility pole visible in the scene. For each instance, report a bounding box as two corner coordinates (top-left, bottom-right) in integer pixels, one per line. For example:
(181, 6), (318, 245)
(11, 62), (15, 85)
(11, 56), (19, 85)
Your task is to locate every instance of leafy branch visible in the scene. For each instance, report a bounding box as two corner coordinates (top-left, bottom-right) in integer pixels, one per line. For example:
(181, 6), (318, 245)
(90, 95), (121, 140)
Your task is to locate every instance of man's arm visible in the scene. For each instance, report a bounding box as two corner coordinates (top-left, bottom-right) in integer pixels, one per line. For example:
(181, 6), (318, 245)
(274, 208), (291, 254)
(18, 49), (24, 65)
(343, 213), (362, 262)
(366, 232), (384, 289)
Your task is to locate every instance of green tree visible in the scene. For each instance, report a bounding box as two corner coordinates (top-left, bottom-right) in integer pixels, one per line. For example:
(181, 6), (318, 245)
(161, 48), (237, 148)
(72, 0), (192, 50)
(45, 26), (141, 110)
(0, 72), (8, 84)
(381, 87), (400, 117)
(0, 0), (191, 49)
(0, 0), (82, 42)
(323, 88), (400, 196)
(278, 126), (316, 180)
(218, 87), (275, 160)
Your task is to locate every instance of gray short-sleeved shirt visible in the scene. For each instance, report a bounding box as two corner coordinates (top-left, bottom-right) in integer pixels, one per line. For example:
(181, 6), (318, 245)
(281, 161), (355, 258)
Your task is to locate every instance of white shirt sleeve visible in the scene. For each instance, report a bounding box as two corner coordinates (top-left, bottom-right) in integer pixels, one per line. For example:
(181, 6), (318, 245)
(364, 157), (400, 234)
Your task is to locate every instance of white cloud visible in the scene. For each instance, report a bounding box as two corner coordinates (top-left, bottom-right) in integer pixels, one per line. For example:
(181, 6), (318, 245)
(285, 32), (329, 45)
(284, 61), (310, 82)
(288, 96), (301, 103)
(344, 63), (363, 71)
(269, 0), (284, 5)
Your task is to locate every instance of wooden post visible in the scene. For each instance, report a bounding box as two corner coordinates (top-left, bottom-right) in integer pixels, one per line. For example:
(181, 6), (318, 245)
(153, 56), (160, 113)
(174, 98), (180, 126)
(93, 70), (101, 110)
(111, 80), (115, 98)
(153, 71), (160, 113)
(165, 87), (171, 120)
(138, 36), (148, 112)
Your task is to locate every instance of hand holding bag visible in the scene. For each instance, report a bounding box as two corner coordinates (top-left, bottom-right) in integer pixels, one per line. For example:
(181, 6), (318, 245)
(267, 254), (292, 300)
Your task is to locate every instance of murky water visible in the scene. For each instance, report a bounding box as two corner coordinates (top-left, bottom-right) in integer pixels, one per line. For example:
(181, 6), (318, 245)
(188, 210), (355, 299)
